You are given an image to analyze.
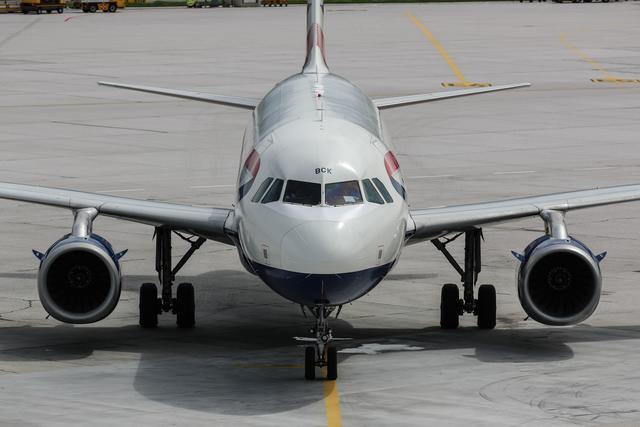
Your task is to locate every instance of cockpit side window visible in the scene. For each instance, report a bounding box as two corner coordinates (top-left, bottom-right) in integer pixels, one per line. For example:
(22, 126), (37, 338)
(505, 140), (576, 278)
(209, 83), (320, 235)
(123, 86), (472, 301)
(372, 178), (394, 203)
(283, 180), (321, 206)
(251, 178), (274, 202)
(325, 180), (363, 206)
(362, 179), (384, 205)
(261, 179), (284, 203)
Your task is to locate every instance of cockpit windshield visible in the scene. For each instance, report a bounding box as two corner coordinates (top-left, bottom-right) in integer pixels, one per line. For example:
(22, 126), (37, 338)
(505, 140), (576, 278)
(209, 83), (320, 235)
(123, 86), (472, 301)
(261, 179), (283, 203)
(325, 180), (363, 206)
(372, 178), (393, 203)
(252, 178), (389, 207)
(362, 179), (384, 204)
(283, 180), (321, 206)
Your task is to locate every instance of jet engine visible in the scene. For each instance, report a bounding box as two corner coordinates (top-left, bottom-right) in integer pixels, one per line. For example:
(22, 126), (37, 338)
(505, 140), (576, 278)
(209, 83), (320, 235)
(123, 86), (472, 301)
(516, 235), (604, 326)
(36, 233), (123, 324)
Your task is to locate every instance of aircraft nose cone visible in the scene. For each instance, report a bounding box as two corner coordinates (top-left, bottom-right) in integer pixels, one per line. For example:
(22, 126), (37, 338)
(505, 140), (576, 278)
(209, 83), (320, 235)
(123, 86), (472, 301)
(281, 221), (369, 273)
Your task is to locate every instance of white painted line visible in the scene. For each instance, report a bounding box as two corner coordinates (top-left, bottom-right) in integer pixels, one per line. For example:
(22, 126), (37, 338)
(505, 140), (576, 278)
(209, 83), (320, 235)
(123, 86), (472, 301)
(406, 175), (454, 179)
(190, 184), (235, 189)
(97, 188), (145, 194)
(573, 167), (614, 172)
(493, 170), (536, 175)
(340, 343), (424, 355)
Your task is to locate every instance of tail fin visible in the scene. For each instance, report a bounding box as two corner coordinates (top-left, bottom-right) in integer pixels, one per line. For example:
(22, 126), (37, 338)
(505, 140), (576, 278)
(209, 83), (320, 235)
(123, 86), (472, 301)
(302, 0), (329, 74)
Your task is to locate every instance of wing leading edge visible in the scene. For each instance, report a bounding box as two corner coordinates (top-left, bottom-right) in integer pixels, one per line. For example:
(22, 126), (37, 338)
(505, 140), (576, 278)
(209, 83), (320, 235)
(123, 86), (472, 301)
(408, 184), (640, 244)
(98, 81), (259, 110)
(373, 83), (530, 110)
(0, 182), (233, 245)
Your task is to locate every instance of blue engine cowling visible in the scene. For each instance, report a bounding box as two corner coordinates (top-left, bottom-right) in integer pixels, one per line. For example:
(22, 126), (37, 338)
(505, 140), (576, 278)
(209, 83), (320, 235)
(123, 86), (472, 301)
(36, 234), (123, 324)
(515, 236), (603, 326)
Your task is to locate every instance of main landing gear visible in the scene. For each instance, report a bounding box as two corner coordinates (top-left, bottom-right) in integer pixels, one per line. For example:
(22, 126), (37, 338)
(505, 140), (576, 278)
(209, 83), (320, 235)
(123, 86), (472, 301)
(299, 305), (339, 381)
(139, 226), (206, 329)
(432, 228), (496, 330)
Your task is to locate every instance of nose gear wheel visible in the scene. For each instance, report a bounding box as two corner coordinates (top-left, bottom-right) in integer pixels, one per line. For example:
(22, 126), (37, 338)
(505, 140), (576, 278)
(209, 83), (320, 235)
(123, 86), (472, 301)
(298, 305), (340, 380)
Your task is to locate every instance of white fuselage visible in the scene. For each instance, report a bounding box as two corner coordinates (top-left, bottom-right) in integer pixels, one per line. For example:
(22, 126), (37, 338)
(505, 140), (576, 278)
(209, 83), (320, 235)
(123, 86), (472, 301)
(230, 72), (409, 306)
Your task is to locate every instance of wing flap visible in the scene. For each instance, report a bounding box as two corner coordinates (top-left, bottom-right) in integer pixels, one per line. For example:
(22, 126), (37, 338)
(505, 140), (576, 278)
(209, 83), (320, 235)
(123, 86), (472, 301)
(0, 183), (233, 244)
(408, 184), (640, 243)
(374, 83), (530, 110)
(98, 81), (259, 110)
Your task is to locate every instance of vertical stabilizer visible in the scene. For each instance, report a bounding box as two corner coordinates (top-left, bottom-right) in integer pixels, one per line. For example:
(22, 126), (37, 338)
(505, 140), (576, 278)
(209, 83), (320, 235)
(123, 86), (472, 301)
(302, 0), (330, 74)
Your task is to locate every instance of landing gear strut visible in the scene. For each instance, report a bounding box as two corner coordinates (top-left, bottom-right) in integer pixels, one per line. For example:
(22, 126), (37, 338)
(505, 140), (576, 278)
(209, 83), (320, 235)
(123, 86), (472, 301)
(301, 305), (339, 381)
(139, 226), (205, 328)
(432, 228), (496, 329)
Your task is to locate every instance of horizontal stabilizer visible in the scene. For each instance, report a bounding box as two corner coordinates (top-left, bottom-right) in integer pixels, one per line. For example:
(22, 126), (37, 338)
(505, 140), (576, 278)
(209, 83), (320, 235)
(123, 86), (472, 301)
(373, 83), (530, 110)
(98, 81), (259, 110)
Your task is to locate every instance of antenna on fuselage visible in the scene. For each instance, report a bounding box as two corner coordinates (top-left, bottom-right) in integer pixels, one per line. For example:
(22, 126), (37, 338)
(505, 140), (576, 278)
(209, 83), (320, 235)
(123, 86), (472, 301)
(302, 0), (330, 74)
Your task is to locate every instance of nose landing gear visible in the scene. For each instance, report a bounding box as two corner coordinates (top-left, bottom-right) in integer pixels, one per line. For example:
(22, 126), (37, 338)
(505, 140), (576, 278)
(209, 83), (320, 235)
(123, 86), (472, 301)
(297, 305), (340, 380)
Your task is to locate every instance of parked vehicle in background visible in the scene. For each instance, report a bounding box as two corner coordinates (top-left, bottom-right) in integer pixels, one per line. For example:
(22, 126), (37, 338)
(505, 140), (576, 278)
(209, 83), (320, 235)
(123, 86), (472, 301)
(0, 0), (21, 13)
(20, 0), (64, 13)
(262, 0), (287, 6)
(70, 0), (123, 12)
(186, 0), (224, 7)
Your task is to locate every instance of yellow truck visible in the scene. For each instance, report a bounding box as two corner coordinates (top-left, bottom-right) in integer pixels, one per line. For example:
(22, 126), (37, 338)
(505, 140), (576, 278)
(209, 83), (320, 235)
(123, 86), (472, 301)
(72, 0), (124, 12)
(1, 0), (21, 13)
(20, 0), (65, 13)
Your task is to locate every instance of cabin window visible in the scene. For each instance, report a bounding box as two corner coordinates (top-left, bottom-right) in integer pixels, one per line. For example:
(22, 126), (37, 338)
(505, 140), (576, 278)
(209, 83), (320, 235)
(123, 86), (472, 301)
(372, 178), (393, 203)
(283, 180), (321, 206)
(362, 179), (384, 205)
(261, 179), (284, 203)
(252, 178), (274, 202)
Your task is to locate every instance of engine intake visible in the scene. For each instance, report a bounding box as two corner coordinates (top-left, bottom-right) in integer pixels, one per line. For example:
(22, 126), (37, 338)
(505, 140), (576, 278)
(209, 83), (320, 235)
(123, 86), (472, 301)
(517, 236), (602, 326)
(37, 234), (122, 324)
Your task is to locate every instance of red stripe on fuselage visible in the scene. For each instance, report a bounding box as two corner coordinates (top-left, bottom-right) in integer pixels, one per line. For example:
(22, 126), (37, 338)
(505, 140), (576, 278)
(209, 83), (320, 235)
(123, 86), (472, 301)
(244, 149), (261, 177)
(384, 151), (400, 177)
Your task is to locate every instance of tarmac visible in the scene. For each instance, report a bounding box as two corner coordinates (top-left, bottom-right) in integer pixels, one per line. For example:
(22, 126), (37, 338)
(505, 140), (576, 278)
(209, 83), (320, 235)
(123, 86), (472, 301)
(0, 2), (640, 426)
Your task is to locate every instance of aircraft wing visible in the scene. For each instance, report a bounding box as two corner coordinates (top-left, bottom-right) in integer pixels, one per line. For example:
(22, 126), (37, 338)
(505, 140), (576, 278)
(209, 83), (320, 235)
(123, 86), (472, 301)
(373, 83), (530, 110)
(98, 81), (259, 110)
(407, 184), (640, 244)
(0, 182), (234, 245)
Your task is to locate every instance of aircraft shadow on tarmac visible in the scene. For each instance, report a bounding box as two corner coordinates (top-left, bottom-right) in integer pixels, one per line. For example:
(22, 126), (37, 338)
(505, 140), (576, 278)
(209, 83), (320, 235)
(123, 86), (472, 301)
(2, 269), (640, 414)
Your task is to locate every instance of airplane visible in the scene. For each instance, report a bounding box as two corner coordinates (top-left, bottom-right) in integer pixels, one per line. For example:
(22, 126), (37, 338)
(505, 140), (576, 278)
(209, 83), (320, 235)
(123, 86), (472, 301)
(2, 0), (640, 382)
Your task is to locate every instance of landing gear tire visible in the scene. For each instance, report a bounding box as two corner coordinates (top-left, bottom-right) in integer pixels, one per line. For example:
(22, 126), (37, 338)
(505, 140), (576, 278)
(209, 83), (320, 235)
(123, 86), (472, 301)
(305, 346), (315, 380)
(176, 282), (195, 328)
(440, 283), (460, 329)
(108, 3), (116, 12)
(477, 284), (496, 330)
(139, 283), (159, 328)
(326, 346), (338, 380)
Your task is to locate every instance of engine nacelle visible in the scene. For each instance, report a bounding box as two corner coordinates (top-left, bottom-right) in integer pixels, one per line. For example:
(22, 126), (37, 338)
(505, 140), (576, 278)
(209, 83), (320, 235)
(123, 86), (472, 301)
(516, 236), (602, 326)
(37, 234), (123, 324)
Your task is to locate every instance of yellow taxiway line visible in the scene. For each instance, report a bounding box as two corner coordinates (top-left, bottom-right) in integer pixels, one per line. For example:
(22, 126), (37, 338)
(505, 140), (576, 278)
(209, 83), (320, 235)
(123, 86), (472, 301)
(560, 33), (640, 84)
(323, 371), (343, 427)
(406, 12), (491, 88)
(234, 363), (343, 426)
